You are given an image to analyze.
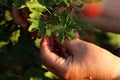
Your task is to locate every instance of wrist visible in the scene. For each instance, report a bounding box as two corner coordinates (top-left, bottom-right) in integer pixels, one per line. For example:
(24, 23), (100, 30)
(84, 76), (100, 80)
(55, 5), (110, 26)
(112, 61), (120, 80)
(106, 54), (120, 80)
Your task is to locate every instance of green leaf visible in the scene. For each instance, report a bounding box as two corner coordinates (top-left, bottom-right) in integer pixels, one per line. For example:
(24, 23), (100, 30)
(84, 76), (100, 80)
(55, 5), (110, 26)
(58, 10), (69, 26)
(65, 30), (75, 39)
(26, 0), (46, 12)
(28, 19), (40, 31)
(37, 0), (50, 6)
(63, 0), (73, 6)
(55, 28), (65, 41)
(27, 0), (47, 36)
(29, 12), (41, 19)
(13, 0), (25, 8)
(53, 0), (63, 5)
(38, 20), (46, 37)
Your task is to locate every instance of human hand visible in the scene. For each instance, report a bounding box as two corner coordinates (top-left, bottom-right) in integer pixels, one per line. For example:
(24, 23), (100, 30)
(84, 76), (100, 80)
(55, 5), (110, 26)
(39, 33), (120, 80)
(74, 0), (120, 33)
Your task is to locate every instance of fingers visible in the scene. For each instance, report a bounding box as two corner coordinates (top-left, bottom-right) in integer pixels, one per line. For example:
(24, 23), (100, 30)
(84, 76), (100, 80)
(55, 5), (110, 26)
(74, 30), (80, 39)
(63, 36), (83, 56)
(63, 38), (75, 53)
(50, 33), (72, 58)
(40, 34), (71, 77)
(40, 35), (51, 54)
(40, 33), (72, 60)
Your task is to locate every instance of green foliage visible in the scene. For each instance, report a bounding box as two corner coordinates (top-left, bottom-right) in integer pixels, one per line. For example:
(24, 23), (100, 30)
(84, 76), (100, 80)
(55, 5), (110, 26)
(14, 0), (26, 8)
(25, 0), (94, 40)
(0, 0), (101, 79)
(0, 1), (53, 79)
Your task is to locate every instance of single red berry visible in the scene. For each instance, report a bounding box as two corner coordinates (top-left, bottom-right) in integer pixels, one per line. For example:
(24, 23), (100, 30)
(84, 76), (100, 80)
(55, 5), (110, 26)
(29, 29), (38, 37)
(82, 3), (103, 18)
(67, 6), (73, 11)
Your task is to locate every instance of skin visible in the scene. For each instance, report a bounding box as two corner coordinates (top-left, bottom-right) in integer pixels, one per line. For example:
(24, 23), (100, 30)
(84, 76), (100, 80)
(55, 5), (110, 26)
(82, 0), (120, 33)
(11, 0), (120, 33)
(40, 0), (120, 80)
(40, 34), (120, 80)
(11, 0), (120, 79)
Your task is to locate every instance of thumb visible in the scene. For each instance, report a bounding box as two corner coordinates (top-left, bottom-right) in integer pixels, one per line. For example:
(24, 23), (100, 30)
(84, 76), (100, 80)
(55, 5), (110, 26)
(63, 31), (82, 55)
(63, 38), (79, 54)
(39, 35), (68, 77)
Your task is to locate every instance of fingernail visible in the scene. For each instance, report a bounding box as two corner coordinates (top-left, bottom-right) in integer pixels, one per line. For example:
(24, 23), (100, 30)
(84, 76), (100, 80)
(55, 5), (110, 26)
(41, 35), (49, 46)
(74, 30), (80, 38)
